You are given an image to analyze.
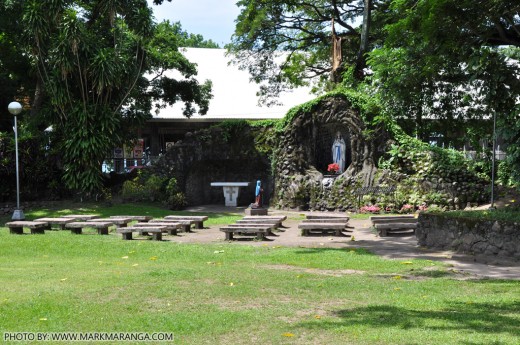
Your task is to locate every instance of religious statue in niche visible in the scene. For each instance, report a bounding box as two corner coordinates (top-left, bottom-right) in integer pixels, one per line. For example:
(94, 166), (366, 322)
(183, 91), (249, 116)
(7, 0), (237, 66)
(251, 180), (263, 208)
(332, 132), (346, 173)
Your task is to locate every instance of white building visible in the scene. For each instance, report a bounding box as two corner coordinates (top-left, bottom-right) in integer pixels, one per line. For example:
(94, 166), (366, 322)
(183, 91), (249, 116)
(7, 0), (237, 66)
(143, 47), (316, 155)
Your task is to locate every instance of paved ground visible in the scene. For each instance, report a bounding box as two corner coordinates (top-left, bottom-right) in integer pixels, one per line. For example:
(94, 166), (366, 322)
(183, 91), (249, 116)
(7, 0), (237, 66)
(172, 205), (520, 280)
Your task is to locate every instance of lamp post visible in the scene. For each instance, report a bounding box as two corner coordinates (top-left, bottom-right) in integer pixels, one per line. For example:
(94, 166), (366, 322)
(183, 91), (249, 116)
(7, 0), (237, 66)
(8, 101), (24, 220)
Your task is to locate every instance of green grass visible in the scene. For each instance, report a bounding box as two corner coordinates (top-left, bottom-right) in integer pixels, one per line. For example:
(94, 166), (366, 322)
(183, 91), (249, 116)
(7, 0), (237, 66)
(1, 203), (519, 344)
(433, 207), (520, 222)
(1, 201), (242, 227)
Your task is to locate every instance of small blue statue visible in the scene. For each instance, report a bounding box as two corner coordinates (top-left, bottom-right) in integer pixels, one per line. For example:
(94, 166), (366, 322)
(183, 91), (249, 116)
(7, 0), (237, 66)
(252, 180), (263, 208)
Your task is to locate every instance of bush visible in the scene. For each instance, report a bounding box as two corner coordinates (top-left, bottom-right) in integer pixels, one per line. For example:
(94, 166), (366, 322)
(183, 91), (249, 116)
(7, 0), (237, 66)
(121, 172), (168, 202)
(399, 204), (414, 213)
(166, 178), (187, 210)
(121, 178), (146, 201)
(497, 160), (516, 187)
(359, 205), (381, 213)
(144, 175), (167, 201)
(168, 192), (187, 210)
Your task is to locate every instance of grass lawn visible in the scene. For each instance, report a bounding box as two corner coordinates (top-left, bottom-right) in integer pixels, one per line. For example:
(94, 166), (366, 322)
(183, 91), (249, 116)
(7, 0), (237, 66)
(1, 203), (519, 344)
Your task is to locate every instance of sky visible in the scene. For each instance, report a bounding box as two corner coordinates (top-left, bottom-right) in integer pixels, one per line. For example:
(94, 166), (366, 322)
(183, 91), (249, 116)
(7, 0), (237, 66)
(145, 1), (316, 119)
(147, 0), (241, 46)
(153, 48), (315, 120)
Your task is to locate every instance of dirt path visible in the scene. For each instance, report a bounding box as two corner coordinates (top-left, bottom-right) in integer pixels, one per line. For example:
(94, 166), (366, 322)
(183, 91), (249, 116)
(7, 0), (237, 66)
(169, 206), (520, 280)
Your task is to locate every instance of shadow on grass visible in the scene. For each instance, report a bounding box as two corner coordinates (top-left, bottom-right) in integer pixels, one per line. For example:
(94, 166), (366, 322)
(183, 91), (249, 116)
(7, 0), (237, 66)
(293, 247), (376, 257)
(296, 301), (520, 338)
(408, 270), (459, 279)
(299, 232), (352, 238)
(20, 202), (240, 223)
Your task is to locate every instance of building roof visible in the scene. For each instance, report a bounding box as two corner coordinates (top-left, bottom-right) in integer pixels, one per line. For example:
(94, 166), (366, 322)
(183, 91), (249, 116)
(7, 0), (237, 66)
(151, 48), (316, 121)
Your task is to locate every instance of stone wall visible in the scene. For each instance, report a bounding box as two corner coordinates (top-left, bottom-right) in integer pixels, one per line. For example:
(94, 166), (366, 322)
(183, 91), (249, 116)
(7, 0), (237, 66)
(271, 93), (490, 211)
(417, 213), (520, 260)
(0, 202), (45, 216)
(272, 94), (388, 211)
(0, 203), (21, 216)
(152, 123), (273, 207)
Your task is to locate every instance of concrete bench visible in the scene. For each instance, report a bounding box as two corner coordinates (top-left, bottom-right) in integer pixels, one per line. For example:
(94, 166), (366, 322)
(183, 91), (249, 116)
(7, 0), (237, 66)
(220, 225), (271, 241)
(306, 214), (350, 221)
(370, 215), (415, 222)
(236, 219), (279, 226)
(131, 222), (181, 236)
(243, 215), (287, 221)
(298, 222), (348, 236)
(302, 217), (350, 223)
(117, 227), (166, 241)
(110, 215), (153, 222)
(370, 216), (417, 237)
(227, 223), (278, 236)
(64, 221), (114, 235)
(87, 217), (133, 228)
(61, 214), (99, 221)
(34, 217), (76, 230)
(241, 216), (287, 227)
(149, 219), (195, 232)
(6, 221), (49, 234)
(164, 215), (208, 229)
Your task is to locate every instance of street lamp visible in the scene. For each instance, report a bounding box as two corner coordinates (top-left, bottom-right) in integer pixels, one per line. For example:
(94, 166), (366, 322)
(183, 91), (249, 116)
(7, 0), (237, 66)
(8, 101), (24, 220)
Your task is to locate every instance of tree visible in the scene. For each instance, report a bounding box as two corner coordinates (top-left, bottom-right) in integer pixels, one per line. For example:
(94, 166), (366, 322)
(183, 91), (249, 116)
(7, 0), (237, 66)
(1, 0), (212, 195)
(161, 21), (220, 48)
(229, 0), (520, 185)
(369, 0), (519, 126)
(367, 0), (520, 180)
(0, 2), (34, 132)
(227, 0), (379, 104)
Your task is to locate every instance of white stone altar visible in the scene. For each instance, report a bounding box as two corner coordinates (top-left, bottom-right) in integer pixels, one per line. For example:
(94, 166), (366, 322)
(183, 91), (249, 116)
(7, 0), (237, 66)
(210, 182), (250, 207)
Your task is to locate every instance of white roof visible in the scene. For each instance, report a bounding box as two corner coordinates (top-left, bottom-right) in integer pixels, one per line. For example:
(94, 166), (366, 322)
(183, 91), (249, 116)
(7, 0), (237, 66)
(151, 48), (315, 120)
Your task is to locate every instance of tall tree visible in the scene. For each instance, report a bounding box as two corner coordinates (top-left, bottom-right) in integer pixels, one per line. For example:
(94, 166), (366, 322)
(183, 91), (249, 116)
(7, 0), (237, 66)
(227, 0), (379, 104)
(0, 2), (34, 131)
(1, 0), (212, 194)
(161, 21), (220, 48)
(367, 0), (520, 175)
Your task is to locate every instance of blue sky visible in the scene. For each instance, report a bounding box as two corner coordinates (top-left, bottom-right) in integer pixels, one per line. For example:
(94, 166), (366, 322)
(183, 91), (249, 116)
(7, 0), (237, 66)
(147, 0), (241, 46)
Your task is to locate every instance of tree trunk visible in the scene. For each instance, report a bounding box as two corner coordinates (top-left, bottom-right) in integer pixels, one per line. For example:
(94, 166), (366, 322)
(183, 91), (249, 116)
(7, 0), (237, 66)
(354, 0), (372, 80)
(31, 77), (44, 118)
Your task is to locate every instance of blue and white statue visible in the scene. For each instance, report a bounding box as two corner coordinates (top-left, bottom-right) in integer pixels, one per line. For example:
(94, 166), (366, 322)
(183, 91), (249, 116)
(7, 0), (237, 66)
(332, 131), (346, 173)
(252, 180), (263, 208)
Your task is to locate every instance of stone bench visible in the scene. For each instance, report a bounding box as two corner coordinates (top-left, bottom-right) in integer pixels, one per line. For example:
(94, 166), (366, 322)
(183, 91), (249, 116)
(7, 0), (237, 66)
(243, 215), (287, 221)
(241, 216), (287, 227)
(370, 215), (415, 222)
(34, 217), (76, 230)
(306, 214), (350, 221)
(303, 217), (350, 223)
(87, 217), (133, 228)
(64, 221), (114, 235)
(220, 225), (271, 241)
(6, 221), (49, 234)
(110, 215), (153, 222)
(370, 216), (417, 237)
(149, 219), (195, 233)
(164, 215), (208, 229)
(301, 218), (352, 231)
(117, 227), (166, 241)
(61, 214), (99, 221)
(227, 223), (278, 236)
(298, 222), (348, 236)
(236, 219), (279, 226)
(131, 222), (181, 236)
